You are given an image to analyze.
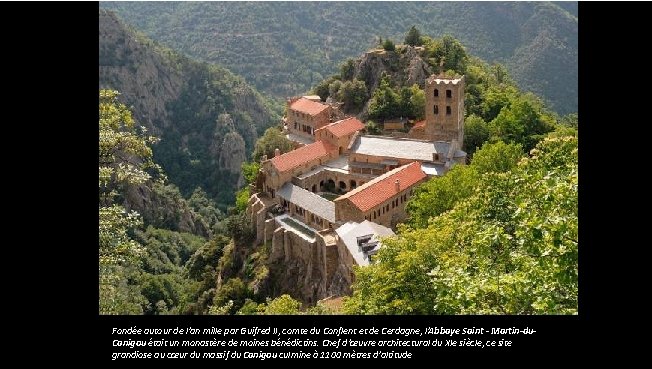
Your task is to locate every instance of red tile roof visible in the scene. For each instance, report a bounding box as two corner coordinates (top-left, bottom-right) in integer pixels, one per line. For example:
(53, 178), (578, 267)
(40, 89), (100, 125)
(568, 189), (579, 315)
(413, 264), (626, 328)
(316, 117), (365, 138)
(412, 120), (426, 129)
(270, 140), (337, 173)
(336, 162), (426, 212)
(290, 98), (330, 116)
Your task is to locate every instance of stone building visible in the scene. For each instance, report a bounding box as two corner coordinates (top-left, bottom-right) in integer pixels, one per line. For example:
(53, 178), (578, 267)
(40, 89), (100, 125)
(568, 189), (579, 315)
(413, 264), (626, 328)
(248, 74), (468, 303)
(261, 140), (338, 196)
(315, 117), (365, 155)
(285, 97), (331, 143)
(423, 75), (465, 146)
(334, 220), (395, 293)
(334, 161), (427, 228)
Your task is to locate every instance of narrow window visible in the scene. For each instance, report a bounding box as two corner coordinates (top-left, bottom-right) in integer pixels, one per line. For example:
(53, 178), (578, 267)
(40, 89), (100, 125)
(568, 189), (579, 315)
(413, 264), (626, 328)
(446, 106), (451, 115)
(446, 89), (452, 98)
(434, 89), (439, 97)
(434, 105), (439, 115)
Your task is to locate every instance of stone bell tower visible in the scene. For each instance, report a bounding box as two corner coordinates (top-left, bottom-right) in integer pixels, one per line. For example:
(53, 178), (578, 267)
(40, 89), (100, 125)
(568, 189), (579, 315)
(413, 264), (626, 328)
(424, 74), (465, 148)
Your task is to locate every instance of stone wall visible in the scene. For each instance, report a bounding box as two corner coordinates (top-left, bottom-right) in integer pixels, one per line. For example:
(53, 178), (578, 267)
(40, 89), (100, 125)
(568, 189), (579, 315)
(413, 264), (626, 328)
(248, 192), (349, 304)
(267, 221), (343, 304)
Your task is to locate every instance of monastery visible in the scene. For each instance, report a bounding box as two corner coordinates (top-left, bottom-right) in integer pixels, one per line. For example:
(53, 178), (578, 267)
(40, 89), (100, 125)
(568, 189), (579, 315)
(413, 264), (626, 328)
(247, 74), (467, 299)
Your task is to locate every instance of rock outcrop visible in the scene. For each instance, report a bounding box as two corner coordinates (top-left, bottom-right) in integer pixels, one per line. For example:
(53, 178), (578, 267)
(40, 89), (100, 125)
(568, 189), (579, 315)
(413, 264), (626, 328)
(353, 46), (432, 95)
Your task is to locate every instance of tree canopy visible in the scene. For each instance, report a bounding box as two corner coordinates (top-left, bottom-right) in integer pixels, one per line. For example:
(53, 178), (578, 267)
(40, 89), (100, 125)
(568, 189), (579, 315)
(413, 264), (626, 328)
(404, 25), (423, 46)
(252, 127), (293, 162)
(345, 135), (577, 314)
(99, 89), (161, 314)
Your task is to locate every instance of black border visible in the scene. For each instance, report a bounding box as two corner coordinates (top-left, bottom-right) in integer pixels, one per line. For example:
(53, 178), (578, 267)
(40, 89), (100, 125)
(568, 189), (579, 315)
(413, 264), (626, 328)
(31, 0), (609, 361)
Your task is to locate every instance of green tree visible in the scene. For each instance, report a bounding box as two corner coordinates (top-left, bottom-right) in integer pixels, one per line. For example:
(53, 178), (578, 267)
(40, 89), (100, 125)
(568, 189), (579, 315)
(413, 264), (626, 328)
(408, 84), (426, 120)
(404, 25), (423, 46)
(212, 277), (251, 314)
(365, 120), (382, 135)
(560, 113), (578, 129)
(312, 76), (336, 101)
(340, 59), (356, 81)
(426, 35), (469, 73)
(481, 85), (518, 123)
(241, 161), (261, 184)
(489, 95), (555, 151)
(99, 89), (161, 314)
(382, 38), (396, 51)
(406, 164), (479, 229)
(339, 79), (368, 112)
(346, 136), (577, 314)
(259, 294), (302, 315)
(252, 127), (293, 162)
(234, 187), (251, 213)
(463, 114), (490, 155)
(188, 187), (222, 232)
(470, 141), (523, 174)
(328, 80), (343, 99)
(367, 73), (400, 120)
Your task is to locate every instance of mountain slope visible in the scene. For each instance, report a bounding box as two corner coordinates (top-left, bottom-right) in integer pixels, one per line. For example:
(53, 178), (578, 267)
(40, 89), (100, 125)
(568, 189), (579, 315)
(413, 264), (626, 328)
(99, 9), (279, 207)
(100, 1), (577, 115)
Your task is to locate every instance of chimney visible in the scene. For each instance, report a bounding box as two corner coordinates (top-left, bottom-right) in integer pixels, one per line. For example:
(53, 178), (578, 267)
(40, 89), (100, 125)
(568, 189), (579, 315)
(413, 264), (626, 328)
(274, 148), (281, 157)
(395, 179), (400, 192)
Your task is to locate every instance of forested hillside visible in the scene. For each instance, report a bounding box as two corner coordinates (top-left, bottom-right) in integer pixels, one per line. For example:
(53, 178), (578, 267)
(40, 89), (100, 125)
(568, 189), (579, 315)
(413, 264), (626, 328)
(101, 2), (577, 114)
(99, 9), (280, 208)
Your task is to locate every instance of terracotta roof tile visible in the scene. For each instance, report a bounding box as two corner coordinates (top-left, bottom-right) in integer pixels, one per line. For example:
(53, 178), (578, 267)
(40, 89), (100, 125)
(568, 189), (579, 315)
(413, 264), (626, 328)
(335, 162), (426, 212)
(412, 120), (426, 129)
(270, 140), (337, 173)
(316, 117), (365, 138)
(290, 98), (330, 116)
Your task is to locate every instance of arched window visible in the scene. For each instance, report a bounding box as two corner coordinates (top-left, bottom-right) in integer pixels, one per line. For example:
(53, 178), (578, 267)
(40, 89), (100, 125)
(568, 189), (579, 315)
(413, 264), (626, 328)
(434, 89), (439, 97)
(434, 105), (439, 115)
(446, 106), (452, 115)
(446, 89), (452, 98)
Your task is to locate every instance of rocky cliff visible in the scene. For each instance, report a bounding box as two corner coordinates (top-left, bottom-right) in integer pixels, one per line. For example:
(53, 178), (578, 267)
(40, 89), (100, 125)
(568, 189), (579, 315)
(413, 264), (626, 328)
(99, 9), (278, 207)
(348, 45), (432, 117)
(354, 46), (432, 94)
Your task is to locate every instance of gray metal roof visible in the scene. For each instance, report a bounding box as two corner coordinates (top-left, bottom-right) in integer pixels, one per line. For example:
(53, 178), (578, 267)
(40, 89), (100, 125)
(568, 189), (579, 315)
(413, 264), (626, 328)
(335, 220), (395, 266)
(421, 162), (448, 176)
(277, 183), (336, 222)
(350, 135), (450, 162)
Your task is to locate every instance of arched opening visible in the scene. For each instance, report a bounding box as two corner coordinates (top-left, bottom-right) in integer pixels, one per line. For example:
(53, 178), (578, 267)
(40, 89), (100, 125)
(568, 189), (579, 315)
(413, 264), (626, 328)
(434, 89), (439, 97)
(350, 180), (357, 189)
(326, 179), (336, 193)
(339, 181), (346, 190)
(311, 184), (317, 192)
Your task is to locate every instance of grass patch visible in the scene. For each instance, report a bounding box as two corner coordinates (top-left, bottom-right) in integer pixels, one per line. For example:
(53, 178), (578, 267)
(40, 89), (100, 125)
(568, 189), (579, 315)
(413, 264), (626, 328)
(318, 192), (339, 201)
